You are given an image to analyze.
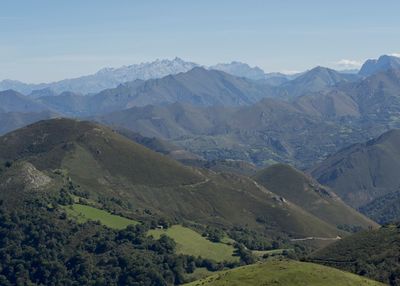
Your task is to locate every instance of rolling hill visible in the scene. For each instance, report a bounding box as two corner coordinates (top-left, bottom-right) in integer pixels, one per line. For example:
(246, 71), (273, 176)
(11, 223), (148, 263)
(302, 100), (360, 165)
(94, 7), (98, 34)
(309, 224), (400, 285)
(100, 66), (271, 107)
(277, 66), (355, 97)
(254, 164), (378, 230)
(0, 160), (218, 285)
(0, 89), (49, 113)
(36, 91), (90, 116)
(3, 58), (400, 172)
(0, 110), (57, 136)
(359, 191), (400, 224)
(97, 98), (356, 168)
(94, 66), (400, 169)
(116, 127), (203, 162)
(0, 89), (59, 136)
(33, 67), (274, 116)
(0, 118), (357, 239)
(210, 61), (266, 80)
(0, 118), (201, 188)
(184, 260), (383, 286)
(310, 129), (400, 209)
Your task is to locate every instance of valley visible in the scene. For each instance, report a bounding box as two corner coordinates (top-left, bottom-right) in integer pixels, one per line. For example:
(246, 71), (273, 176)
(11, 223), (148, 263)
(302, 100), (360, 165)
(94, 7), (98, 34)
(3, 56), (400, 170)
(1, 15), (400, 283)
(0, 116), (391, 285)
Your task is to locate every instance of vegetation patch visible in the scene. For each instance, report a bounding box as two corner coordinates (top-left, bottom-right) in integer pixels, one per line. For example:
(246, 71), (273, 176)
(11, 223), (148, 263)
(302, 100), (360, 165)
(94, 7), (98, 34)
(63, 203), (138, 229)
(149, 225), (239, 262)
(252, 248), (293, 257)
(309, 224), (400, 285)
(184, 260), (384, 286)
(184, 267), (216, 282)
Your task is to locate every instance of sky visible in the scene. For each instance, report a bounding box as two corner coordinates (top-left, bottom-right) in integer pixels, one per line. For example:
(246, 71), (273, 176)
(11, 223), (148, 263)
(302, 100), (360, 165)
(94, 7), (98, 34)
(1, 0), (400, 83)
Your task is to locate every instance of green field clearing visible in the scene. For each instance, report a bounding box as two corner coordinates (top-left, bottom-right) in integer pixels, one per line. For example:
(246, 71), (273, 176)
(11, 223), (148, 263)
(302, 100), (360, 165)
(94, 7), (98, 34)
(63, 204), (138, 229)
(184, 260), (384, 286)
(148, 225), (238, 262)
(184, 267), (216, 282)
(252, 248), (293, 257)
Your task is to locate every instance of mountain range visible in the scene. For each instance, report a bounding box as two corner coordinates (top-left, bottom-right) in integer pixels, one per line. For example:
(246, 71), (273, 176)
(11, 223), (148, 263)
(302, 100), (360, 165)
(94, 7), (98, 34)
(309, 223), (400, 285)
(0, 56), (363, 96)
(310, 129), (400, 225)
(0, 118), (376, 237)
(2, 55), (400, 169)
(0, 57), (198, 95)
(95, 65), (400, 168)
(359, 54), (400, 77)
(0, 117), (384, 285)
(0, 58), (278, 95)
(2, 54), (400, 285)
(254, 164), (374, 229)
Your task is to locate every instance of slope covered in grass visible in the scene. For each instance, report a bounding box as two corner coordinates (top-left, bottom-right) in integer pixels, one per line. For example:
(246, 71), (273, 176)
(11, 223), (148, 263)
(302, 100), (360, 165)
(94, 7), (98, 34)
(0, 118), (365, 239)
(63, 204), (138, 229)
(310, 224), (400, 285)
(149, 225), (238, 262)
(184, 260), (383, 286)
(254, 164), (378, 230)
(0, 118), (202, 187)
(310, 129), (400, 209)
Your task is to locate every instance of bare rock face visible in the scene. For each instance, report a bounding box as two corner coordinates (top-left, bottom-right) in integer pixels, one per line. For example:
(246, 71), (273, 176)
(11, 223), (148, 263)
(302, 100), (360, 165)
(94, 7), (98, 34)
(20, 162), (52, 190)
(3, 162), (52, 191)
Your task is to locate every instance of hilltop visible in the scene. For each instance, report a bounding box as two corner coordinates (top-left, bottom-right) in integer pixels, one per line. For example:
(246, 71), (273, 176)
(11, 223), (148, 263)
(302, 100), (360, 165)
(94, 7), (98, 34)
(254, 164), (377, 230)
(184, 260), (383, 286)
(0, 118), (357, 239)
(359, 55), (400, 77)
(310, 129), (400, 209)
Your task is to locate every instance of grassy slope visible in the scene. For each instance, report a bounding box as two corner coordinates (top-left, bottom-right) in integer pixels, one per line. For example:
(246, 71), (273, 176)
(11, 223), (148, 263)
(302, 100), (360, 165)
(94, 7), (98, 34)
(0, 118), (202, 187)
(0, 119), (353, 239)
(254, 164), (378, 230)
(184, 260), (384, 286)
(359, 191), (400, 224)
(252, 249), (293, 257)
(64, 204), (138, 229)
(309, 225), (400, 284)
(149, 225), (238, 262)
(310, 129), (400, 208)
(63, 204), (236, 262)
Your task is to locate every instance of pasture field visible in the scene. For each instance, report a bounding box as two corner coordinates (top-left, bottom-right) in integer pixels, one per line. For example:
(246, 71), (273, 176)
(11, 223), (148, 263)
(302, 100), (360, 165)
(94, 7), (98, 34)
(149, 225), (238, 262)
(64, 204), (138, 229)
(184, 260), (384, 286)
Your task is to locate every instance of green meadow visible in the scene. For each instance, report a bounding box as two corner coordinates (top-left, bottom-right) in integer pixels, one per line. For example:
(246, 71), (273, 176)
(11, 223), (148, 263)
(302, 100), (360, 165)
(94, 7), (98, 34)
(184, 260), (384, 286)
(64, 204), (138, 229)
(149, 225), (238, 262)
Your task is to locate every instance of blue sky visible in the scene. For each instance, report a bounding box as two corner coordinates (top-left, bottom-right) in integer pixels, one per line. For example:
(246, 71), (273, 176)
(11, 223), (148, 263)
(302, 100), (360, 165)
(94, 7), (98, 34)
(1, 0), (400, 83)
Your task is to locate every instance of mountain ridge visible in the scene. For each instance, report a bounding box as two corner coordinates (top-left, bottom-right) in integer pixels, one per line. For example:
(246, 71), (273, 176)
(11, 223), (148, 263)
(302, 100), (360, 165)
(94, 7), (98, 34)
(0, 118), (376, 238)
(359, 54), (400, 77)
(310, 129), (400, 209)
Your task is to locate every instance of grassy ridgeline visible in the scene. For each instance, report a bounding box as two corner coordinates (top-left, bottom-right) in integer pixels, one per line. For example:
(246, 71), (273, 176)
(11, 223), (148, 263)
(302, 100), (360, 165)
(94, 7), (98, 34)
(184, 260), (384, 286)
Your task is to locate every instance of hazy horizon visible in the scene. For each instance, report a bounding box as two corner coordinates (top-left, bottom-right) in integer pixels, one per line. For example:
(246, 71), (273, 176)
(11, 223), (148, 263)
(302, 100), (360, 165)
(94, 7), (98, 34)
(1, 0), (400, 83)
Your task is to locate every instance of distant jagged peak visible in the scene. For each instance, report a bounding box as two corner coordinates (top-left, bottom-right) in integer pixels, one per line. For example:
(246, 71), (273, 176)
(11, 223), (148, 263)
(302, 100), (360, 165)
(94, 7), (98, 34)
(96, 57), (198, 75)
(210, 61), (266, 80)
(302, 66), (344, 76)
(359, 54), (400, 77)
(285, 66), (349, 87)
